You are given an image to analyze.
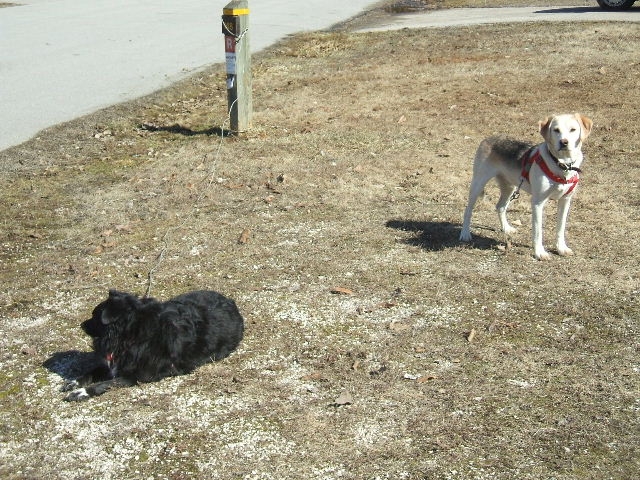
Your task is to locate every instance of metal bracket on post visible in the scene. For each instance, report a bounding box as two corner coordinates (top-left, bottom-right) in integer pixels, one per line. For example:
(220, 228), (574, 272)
(222, 0), (252, 134)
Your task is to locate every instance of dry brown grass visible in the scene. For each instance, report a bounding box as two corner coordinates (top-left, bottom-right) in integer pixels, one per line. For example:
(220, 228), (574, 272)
(0, 3), (638, 479)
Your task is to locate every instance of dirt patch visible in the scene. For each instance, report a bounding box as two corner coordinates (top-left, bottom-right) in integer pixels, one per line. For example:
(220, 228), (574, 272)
(1, 2), (639, 480)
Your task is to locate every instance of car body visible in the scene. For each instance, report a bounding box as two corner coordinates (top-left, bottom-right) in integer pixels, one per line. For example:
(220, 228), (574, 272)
(597, 0), (636, 9)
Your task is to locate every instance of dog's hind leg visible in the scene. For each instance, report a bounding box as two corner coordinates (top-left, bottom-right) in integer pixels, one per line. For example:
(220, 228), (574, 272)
(495, 176), (518, 236)
(460, 169), (496, 242)
(460, 183), (482, 242)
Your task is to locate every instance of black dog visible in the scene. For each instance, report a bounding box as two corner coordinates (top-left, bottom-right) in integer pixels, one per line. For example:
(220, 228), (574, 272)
(63, 289), (244, 401)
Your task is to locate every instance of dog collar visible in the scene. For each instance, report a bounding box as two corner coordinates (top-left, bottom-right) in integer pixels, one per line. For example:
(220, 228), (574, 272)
(521, 148), (579, 196)
(547, 149), (582, 174)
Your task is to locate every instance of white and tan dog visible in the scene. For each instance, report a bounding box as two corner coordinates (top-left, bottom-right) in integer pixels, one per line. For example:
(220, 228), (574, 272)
(459, 113), (593, 260)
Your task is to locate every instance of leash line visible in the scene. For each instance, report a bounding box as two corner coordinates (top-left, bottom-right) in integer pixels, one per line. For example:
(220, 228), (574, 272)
(144, 97), (238, 298)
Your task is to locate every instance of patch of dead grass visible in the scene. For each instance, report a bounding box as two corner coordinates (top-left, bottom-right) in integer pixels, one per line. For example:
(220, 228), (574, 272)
(0, 6), (639, 480)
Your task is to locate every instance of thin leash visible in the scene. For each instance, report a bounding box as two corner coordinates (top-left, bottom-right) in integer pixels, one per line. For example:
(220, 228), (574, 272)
(144, 98), (239, 298)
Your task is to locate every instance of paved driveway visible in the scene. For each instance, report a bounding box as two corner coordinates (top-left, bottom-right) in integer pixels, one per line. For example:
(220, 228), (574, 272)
(2, 2), (638, 151)
(356, 5), (639, 32)
(0, 0), (379, 150)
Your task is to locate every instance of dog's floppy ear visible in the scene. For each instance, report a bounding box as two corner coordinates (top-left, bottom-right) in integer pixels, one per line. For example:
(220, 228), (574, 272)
(538, 117), (552, 141)
(575, 113), (593, 142)
(101, 290), (124, 325)
(101, 309), (113, 325)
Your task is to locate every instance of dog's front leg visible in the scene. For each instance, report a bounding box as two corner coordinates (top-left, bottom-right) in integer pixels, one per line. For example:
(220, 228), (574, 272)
(556, 195), (573, 256)
(531, 198), (550, 260)
(64, 377), (136, 401)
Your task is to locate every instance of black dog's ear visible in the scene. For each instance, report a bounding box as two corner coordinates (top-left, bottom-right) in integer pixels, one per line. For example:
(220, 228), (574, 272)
(101, 290), (125, 324)
(102, 290), (141, 324)
(101, 308), (113, 325)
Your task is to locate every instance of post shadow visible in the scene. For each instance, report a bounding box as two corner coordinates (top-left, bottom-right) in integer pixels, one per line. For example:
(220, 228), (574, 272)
(140, 123), (233, 137)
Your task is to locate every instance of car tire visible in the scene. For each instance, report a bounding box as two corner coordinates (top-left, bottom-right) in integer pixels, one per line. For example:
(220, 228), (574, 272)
(596, 0), (636, 9)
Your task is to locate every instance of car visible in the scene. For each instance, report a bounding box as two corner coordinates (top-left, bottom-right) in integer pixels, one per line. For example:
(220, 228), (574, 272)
(597, 0), (636, 9)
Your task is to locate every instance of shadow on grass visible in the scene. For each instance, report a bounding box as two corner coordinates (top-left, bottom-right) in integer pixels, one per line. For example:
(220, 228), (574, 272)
(386, 219), (500, 251)
(43, 350), (99, 381)
(140, 123), (233, 137)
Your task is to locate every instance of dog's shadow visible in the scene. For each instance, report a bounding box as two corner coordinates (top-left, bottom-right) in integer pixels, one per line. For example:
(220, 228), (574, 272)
(386, 219), (500, 251)
(42, 350), (99, 381)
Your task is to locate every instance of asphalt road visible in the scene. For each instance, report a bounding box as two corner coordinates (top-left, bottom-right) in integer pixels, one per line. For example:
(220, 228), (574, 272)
(356, 5), (639, 32)
(0, 0), (379, 151)
(2, 2), (638, 151)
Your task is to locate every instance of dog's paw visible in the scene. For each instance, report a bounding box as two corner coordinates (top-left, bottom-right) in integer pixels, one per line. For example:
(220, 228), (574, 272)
(557, 246), (574, 257)
(535, 250), (551, 261)
(61, 379), (80, 392)
(64, 388), (90, 402)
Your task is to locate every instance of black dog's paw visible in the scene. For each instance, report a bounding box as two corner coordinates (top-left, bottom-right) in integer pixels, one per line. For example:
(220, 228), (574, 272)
(61, 379), (80, 392)
(64, 388), (90, 402)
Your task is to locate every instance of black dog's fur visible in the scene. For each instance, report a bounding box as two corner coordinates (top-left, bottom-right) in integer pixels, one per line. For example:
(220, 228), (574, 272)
(63, 290), (244, 401)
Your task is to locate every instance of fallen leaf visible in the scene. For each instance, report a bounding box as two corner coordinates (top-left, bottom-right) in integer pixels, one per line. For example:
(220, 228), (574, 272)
(399, 269), (419, 276)
(238, 228), (251, 244)
(378, 301), (397, 310)
(369, 365), (387, 376)
(21, 346), (36, 356)
(389, 320), (411, 333)
(467, 328), (477, 342)
(330, 287), (354, 295)
(334, 390), (353, 406)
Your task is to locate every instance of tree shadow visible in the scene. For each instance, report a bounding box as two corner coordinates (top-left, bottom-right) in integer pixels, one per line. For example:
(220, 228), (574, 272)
(140, 123), (232, 137)
(42, 350), (99, 381)
(386, 219), (500, 251)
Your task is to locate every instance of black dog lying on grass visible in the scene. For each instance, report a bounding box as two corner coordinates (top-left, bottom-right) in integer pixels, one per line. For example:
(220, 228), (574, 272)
(63, 290), (244, 401)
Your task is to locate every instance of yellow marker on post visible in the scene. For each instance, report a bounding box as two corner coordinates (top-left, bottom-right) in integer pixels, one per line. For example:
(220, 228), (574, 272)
(223, 6), (250, 15)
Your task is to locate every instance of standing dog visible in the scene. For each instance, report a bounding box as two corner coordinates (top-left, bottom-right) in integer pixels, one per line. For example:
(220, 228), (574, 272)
(63, 290), (244, 401)
(459, 113), (592, 260)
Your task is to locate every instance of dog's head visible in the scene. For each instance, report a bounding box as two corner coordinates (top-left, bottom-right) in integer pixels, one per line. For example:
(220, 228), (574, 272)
(539, 113), (592, 159)
(81, 290), (143, 338)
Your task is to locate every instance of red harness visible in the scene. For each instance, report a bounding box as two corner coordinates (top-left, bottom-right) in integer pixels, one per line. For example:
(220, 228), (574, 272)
(521, 148), (579, 196)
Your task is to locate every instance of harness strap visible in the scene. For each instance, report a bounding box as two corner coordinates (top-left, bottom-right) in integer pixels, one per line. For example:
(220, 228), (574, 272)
(520, 148), (579, 196)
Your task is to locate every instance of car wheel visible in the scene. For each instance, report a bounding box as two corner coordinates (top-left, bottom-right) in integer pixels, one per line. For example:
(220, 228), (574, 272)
(596, 0), (636, 9)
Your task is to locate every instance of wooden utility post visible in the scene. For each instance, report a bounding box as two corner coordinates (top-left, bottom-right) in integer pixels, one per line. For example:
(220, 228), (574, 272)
(222, 0), (252, 133)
